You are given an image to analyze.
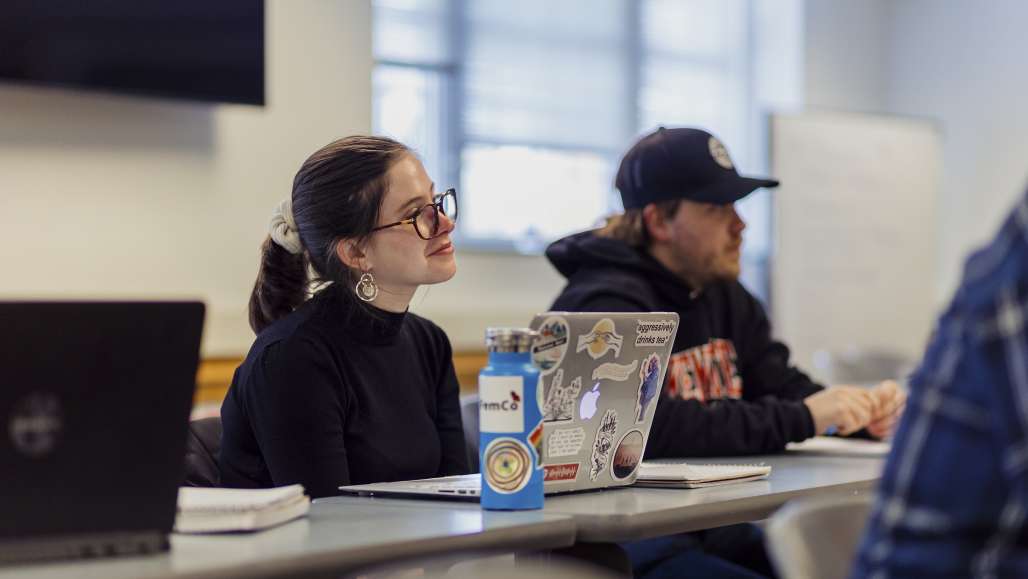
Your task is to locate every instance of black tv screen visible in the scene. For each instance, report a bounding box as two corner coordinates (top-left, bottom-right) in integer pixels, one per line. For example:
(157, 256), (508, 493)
(0, 1), (264, 105)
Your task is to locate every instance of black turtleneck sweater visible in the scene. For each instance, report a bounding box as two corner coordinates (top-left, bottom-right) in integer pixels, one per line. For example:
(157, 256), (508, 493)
(219, 285), (469, 498)
(547, 231), (822, 458)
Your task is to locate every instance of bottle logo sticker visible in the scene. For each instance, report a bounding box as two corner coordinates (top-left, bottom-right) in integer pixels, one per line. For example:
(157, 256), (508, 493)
(479, 376), (525, 433)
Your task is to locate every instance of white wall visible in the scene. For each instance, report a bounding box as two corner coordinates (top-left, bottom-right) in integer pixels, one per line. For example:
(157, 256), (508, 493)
(411, 253), (566, 351)
(803, 0), (890, 114)
(0, 0), (372, 356)
(803, 0), (1028, 305)
(885, 0), (1028, 302)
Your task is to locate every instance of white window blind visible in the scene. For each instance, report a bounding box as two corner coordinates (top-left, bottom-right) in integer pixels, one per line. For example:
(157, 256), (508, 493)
(373, 0), (798, 299)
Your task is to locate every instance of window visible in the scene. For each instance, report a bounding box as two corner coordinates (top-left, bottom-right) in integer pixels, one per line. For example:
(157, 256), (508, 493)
(373, 0), (797, 300)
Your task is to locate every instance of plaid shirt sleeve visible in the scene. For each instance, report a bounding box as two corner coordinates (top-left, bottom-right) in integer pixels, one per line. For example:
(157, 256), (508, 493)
(852, 194), (1028, 578)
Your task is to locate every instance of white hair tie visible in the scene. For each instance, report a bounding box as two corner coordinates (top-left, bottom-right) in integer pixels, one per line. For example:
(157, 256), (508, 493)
(269, 198), (303, 255)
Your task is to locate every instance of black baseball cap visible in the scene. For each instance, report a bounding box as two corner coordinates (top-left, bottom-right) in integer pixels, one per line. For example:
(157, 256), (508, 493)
(615, 127), (779, 210)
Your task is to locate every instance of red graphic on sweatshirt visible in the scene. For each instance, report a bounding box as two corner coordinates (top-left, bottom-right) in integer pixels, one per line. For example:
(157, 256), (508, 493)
(664, 339), (742, 402)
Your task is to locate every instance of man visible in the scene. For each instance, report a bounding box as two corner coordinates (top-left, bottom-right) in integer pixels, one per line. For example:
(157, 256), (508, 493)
(852, 192), (1028, 577)
(547, 127), (904, 458)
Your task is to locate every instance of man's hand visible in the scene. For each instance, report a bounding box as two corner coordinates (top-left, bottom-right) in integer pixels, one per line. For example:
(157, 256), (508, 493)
(803, 386), (876, 436)
(866, 380), (907, 439)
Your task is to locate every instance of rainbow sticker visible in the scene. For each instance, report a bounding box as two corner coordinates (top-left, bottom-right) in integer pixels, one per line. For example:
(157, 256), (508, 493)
(527, 420), (544, 469)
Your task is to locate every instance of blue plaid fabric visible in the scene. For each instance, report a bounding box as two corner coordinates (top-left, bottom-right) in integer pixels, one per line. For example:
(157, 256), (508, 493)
(852, 192), (1028, 578)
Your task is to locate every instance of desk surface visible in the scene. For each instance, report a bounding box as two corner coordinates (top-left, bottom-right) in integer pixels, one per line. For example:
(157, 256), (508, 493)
(546, 453), (883, 542)
(317, 453), (884, 544)
(2, 453), (882, 577)
(0, 499), (576, 579)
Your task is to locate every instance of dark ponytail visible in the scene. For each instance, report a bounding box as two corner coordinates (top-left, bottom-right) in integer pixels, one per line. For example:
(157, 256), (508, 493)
(248, 237), (308, 333)
(247, 136), (411, 334)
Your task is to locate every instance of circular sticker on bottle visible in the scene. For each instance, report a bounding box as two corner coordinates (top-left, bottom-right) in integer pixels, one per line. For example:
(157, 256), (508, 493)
(532, 316), (569, 375)
(610, 429), (645, 480)
(483, 437), (532, 494)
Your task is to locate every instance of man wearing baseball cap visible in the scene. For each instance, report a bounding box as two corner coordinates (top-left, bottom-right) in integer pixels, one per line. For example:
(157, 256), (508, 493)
(546, 128), (906, 576)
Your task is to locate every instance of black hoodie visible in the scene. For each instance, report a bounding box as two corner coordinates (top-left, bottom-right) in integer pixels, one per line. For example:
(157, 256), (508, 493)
(547, 231), (821, 457)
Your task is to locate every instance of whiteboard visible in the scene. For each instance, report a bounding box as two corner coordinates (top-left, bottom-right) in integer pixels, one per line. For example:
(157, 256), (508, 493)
(769, 111), (941, 382)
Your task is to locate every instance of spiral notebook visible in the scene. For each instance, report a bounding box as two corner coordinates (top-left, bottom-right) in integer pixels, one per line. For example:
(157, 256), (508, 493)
(175, 485), (310, 533)
(634, 461), (771, 488)
(785, 436), (890, 457)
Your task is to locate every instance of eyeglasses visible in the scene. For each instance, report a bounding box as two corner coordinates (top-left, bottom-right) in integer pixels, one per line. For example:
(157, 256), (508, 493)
(372, 188), (458, 240)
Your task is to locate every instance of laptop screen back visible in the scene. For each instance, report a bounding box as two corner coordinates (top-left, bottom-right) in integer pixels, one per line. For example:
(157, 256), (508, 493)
(0, 302), (203, 540)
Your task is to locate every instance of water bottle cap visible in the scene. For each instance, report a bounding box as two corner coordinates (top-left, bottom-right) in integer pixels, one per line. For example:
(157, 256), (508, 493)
(484, 327), (537, 353)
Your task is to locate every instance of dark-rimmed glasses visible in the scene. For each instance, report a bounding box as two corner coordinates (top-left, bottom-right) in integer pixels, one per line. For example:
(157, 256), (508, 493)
(372, 188), (458, 240)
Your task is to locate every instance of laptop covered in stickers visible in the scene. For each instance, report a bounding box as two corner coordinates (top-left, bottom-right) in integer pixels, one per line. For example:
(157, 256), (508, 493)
(335, 312), (680, 500)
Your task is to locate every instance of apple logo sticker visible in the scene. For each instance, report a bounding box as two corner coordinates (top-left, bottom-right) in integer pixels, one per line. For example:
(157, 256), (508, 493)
(580, 382), (601, 420)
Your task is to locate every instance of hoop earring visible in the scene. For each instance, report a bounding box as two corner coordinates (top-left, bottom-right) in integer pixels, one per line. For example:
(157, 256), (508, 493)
(355, 272), (379, 302)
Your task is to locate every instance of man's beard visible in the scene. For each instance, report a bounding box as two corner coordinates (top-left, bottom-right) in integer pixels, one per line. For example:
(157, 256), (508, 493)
(706, 253), (742, 284)
(686, 255), (739, 288)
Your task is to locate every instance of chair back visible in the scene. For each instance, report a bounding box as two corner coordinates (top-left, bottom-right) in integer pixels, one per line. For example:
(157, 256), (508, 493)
(460, 394), (480, 471)
(183, 416), (222, 487)
(766, 494), (873, 579)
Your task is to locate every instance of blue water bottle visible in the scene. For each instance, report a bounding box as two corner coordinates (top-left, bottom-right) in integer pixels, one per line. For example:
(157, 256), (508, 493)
(478, 328), (544, 510)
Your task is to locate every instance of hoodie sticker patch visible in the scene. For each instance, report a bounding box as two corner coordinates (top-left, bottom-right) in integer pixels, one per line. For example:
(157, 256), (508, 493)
(635, 353), (662, 424)
(532, 316), (569, 374)
(575, 318), (624, 359)
(592, 360), (639, 382)
(635, 319), (676, 347)
(665, 339), (743, 402)
(542, 369), (582, 422)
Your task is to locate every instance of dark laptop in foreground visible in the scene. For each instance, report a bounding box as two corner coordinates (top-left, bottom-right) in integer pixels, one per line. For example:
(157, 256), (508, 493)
(0, 302), (204, 564)
(337, 312), (680, 501)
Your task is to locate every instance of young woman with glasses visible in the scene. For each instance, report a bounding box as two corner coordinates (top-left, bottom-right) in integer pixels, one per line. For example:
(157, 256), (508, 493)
(219, 136), (468, 498)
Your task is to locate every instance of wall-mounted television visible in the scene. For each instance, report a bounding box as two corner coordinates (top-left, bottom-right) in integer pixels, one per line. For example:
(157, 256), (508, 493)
(0, 1), (264, 106)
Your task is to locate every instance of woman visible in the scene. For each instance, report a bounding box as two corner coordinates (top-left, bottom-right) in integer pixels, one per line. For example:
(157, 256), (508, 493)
(219, 136), (468, 498)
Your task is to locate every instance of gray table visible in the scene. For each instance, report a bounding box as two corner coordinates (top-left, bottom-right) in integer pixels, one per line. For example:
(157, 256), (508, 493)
(542, 453), (884, 542)
(0, 498), (576, 579)
(315, 453), (883, 545)
(1, 453), (880, 577)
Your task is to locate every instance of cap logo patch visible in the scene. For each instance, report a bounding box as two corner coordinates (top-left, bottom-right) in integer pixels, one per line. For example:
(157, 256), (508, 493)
(708, 137), (734, 170)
